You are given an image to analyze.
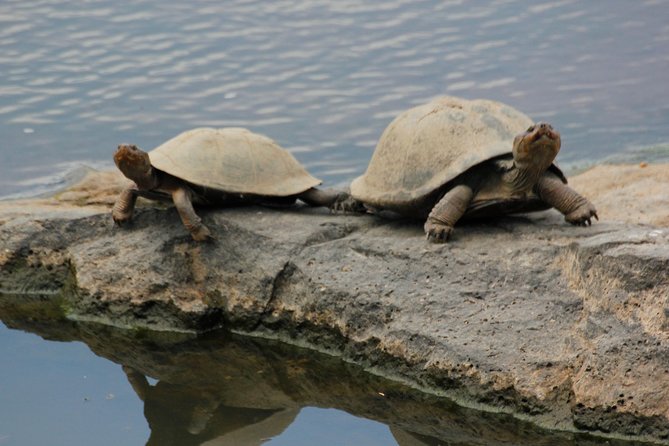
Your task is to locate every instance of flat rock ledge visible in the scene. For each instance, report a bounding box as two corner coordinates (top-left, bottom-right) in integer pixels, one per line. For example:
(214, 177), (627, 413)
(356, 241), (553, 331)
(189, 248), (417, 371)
(1, 167), (669, 444)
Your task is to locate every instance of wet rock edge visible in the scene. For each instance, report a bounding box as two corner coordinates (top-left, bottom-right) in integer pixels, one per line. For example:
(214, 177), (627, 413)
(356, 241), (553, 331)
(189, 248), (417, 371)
(1, 189), (669, 444)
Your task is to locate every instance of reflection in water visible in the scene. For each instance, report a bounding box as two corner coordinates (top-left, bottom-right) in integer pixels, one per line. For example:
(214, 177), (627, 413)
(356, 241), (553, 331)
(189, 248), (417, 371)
(0, 293), (646, 446)
(123, 366), (297, 446)
(1, 0), (668, 197)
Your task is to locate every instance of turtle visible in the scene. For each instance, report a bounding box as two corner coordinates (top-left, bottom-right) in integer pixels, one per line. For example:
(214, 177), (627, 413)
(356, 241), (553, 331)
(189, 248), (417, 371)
(112, 127), (350, 241)
(349, 96), (598, 242)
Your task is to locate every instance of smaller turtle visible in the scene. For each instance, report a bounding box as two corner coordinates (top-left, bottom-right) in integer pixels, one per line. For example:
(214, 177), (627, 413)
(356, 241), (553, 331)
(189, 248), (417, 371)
(112, 127), (350, 241)
(350, 96), (598, 242)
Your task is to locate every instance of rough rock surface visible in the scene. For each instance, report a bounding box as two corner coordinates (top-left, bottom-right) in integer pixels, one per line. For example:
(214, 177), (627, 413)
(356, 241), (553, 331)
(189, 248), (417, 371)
(0, 298), (647, 446)
(568, 163), (669, 227)
(1, 166), (668, 443)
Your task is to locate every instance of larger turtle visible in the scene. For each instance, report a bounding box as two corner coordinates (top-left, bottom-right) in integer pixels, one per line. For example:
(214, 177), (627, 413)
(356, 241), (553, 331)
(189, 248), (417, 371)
(350, 96), (598, 242)
(112, 127), (349, 241)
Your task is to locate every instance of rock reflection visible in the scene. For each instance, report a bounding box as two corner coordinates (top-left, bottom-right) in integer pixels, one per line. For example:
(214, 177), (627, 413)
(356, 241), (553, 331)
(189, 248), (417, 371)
(0, 294), (645, 446)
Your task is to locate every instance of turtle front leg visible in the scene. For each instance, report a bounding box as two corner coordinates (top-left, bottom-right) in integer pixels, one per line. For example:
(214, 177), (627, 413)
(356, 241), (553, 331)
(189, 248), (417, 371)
(425, 184), (474, 243)
(112, 184), (139, 225)
(536, 172), (598, 226)
(172, 187), (212, 241)
(298, 187), (366, 213)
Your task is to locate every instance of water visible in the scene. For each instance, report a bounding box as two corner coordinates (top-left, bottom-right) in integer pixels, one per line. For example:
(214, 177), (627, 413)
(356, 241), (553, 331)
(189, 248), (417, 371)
(0, 294), (650, 446)
(1, 0), (669, 198)
(1, 1), (668, 444)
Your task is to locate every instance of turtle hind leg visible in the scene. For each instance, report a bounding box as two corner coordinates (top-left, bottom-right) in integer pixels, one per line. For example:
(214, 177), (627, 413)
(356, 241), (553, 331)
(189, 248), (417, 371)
(424, 184), (474, 243)
(536, 172), (598, 226)
(298, 187), (366, 213)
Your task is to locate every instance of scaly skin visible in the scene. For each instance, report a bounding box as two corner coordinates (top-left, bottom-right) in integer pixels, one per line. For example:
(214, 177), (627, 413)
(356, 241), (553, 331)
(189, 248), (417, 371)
(111, 183), (140, 224)
(112, 144), (213, 241)
(426, 122), (597, 243)
(299, 187), (364, 212)
(536, 172), (598, 226)
(425, 184), (474, 242)
(112, 144), (356, 241)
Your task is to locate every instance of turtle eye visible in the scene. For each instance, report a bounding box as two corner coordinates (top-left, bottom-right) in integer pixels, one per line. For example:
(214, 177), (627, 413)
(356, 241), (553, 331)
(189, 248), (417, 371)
(527, 125), (535, 132)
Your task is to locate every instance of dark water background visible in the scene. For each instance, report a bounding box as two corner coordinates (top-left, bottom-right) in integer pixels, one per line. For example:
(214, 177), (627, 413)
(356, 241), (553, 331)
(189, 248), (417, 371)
(1, 0), (668, 444)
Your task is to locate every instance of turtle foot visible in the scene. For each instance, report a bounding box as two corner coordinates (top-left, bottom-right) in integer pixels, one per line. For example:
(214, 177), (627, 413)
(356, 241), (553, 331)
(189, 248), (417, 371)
(190, 225), (213, 242)
(112, 211), (133, 227)
(424, 220), (454, 243)
(330, 194), (366, 214)
(565, 202), (599, 226)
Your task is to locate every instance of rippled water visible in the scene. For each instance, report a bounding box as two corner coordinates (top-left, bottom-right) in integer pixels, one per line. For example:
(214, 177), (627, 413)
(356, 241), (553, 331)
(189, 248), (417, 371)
(1, 0), (668, 197)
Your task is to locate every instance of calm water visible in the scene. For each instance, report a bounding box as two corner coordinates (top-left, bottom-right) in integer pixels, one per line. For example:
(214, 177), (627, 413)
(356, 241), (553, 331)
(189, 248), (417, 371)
(0, 294), (652, 446)
(1, 0), (668, 444)
(1, 0), (669, 197)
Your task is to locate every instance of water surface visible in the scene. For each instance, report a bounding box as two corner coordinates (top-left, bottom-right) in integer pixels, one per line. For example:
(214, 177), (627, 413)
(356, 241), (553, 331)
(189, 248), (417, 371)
(0, 294), (652, 445)
(1, 0), (668, 197)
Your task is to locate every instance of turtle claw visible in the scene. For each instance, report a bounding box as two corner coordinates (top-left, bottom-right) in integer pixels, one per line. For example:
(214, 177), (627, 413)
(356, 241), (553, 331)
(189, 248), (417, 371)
(565, 202), (598, 227)
(112, 213), (132, 227)
(424, 220), (454, 243)
(190, 225), (212, 242)
(330, 194), (366, 214)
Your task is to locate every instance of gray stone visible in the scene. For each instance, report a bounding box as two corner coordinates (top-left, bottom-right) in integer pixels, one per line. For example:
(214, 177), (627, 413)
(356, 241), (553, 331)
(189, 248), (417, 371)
(1, 170), (668, 443)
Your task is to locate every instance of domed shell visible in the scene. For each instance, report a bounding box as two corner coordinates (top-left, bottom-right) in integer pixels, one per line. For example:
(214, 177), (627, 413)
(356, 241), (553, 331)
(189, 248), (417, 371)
(350, 96), (534, 207)
(148, 127), (321, 196)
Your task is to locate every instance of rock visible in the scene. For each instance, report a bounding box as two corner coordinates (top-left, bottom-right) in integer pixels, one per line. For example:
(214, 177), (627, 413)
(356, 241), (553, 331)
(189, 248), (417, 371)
(1, 298), (625, 446)
(568, 163), (669, 227)
(1, 165), (669, 443)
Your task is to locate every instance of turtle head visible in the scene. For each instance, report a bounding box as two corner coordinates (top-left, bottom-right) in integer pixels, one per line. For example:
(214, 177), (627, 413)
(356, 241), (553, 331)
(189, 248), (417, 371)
(512, 122), (561, 171)
(114, 144), (158, 189)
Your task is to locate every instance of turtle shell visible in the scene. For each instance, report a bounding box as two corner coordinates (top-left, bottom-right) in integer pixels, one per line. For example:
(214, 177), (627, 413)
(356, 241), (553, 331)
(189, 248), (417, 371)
(350, 96), (535, 208)
(148, 127), (321, 196)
